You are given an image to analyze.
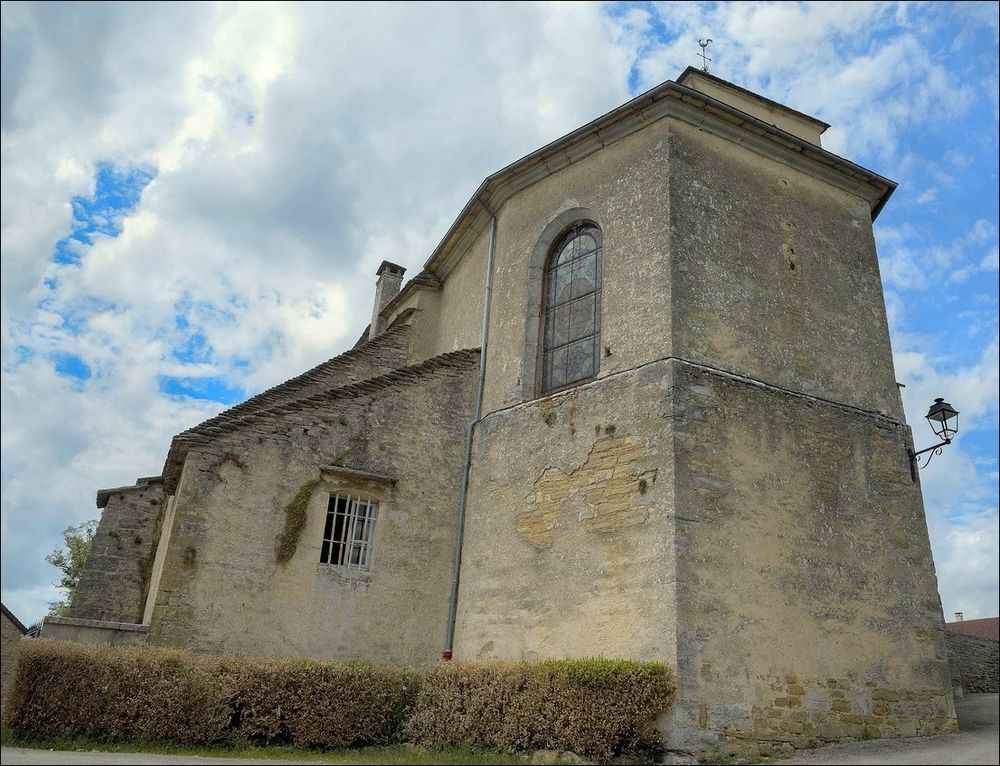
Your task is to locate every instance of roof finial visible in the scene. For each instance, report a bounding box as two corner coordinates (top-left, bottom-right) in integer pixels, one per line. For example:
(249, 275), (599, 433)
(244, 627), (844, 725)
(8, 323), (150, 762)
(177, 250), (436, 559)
(698, 38), (713, 73)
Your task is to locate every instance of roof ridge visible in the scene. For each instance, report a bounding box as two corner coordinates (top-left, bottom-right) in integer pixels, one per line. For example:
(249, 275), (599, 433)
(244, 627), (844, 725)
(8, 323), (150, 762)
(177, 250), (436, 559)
(178, 346), (480, 442)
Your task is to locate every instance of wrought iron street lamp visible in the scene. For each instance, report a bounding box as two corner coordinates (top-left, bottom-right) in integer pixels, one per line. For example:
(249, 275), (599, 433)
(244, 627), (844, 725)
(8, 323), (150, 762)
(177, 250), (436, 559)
(908, 397), (959, 481)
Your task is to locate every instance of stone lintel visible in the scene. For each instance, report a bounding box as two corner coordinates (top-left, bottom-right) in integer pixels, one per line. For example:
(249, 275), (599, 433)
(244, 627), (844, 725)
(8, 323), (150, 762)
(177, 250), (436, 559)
(319, 464), (397, 486)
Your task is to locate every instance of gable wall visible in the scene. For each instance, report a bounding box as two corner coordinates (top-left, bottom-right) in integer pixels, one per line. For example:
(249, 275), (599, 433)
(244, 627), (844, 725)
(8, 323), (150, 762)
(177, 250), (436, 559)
(147, 355), (477, 665)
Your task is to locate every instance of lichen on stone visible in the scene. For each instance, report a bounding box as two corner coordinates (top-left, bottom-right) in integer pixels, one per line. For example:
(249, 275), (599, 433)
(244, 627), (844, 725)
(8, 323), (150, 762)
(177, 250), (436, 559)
(276, 478), (321, 564)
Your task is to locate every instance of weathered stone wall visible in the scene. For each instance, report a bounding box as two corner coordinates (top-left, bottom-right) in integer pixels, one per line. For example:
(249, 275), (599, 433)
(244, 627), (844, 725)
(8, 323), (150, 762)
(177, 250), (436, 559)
(455, 360), (676, 662)
(667, 119), (904, 421)
(1, 606), (27, 716)
(668, 361), (956, 754)
(147, 350), (478, 666)
(480, 115), (673, 414)
(432, 225), (489, 358)
(69, 478), (164, 624)
(449, 105), (950, 755)
(946, 632), (999, 694)
(386, 113), (675, 412)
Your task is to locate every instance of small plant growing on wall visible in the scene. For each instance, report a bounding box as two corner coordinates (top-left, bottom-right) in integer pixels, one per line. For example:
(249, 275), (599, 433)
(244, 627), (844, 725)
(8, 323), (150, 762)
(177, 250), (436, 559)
(212, 451), (247, 473)
(276, 478), (322, 564)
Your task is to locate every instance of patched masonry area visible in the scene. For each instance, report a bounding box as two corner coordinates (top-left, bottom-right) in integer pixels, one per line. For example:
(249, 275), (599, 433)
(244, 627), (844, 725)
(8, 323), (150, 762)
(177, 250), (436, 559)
(517, 435), (658, 546)
(455, 356), (956, 754)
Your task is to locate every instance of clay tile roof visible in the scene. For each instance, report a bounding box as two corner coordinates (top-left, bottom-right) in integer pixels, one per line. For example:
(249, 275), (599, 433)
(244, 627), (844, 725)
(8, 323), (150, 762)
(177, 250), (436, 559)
(945, 617), (999, 641)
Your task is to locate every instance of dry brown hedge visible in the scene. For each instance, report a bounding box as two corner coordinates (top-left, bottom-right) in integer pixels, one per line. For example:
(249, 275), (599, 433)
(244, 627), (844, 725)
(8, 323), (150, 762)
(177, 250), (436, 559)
(6, 642), (674, 760)
(4, 640), (230, 744)
(4, 640), (415, 749)
(406, 658), (676, 762)
(221, 656), (417, 747)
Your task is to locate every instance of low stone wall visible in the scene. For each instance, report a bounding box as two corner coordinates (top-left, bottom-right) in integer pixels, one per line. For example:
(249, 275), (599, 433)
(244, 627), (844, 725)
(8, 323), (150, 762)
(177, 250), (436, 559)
(42, 616), (148, 646)
(946, 632), (999, 694)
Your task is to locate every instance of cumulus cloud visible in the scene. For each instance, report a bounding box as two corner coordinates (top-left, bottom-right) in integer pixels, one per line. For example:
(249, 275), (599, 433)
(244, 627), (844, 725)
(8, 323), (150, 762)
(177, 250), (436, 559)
(1, 1), (647, 622)
(2, 2), (997, 626)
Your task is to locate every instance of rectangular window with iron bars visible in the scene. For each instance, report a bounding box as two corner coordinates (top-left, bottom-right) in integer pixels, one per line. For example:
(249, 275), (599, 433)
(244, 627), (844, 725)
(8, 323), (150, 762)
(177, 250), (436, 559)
(320, 495), (378, 571)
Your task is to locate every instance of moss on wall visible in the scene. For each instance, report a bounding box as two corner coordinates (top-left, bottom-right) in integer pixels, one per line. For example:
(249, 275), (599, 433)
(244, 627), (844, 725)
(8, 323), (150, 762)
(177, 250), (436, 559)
(276, 478), (321, 564)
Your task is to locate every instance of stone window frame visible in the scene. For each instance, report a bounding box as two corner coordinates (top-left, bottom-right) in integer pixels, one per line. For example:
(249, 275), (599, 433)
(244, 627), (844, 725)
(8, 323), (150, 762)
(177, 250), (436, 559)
(317, 465), (395, 578)
(522, 207), (606, 401)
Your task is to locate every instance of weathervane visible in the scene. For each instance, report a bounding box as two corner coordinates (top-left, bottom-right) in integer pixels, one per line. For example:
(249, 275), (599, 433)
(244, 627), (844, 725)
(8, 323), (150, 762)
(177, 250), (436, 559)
(698, 38), (713, 73)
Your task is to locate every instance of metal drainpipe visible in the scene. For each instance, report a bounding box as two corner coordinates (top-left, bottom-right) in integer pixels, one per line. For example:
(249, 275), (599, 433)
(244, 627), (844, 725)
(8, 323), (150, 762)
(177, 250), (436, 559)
(443, 197), (497, 660)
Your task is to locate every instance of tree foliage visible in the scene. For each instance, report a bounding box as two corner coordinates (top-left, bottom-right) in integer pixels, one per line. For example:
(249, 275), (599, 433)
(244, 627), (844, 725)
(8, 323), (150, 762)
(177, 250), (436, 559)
(45, 519), (98, 616)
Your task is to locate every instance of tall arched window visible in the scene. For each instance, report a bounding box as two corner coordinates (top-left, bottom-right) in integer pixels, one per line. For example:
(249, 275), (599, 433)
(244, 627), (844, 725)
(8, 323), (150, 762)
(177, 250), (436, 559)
(540, 222), (602, 394)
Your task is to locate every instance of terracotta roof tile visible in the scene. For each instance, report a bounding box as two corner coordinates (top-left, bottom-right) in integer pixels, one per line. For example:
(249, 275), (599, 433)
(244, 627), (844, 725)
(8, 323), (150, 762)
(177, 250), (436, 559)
(945, 617), (999, 641)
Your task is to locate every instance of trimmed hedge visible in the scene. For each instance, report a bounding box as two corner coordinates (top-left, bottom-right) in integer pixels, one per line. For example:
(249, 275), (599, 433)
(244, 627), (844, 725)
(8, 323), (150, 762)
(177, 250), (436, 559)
(4, 640), (230, 744)
(5, 642), (674, 761)
(406, 658), (676, 762)
(222, 656), (416, 747)
(5, 640), (415, 749)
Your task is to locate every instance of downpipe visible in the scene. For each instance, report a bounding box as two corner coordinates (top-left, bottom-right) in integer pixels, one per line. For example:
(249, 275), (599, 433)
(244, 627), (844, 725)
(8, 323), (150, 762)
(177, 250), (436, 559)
(443, 197), (497, 660)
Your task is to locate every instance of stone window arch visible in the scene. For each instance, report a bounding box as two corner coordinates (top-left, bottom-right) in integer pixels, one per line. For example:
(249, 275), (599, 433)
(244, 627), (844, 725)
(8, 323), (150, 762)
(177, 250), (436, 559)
(538, 221), (603, 394)
(521, 207), (605, 401)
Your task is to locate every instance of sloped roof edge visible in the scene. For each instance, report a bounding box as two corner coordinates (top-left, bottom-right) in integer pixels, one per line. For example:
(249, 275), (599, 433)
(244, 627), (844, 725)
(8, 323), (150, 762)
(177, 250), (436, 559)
(675, 66), (831, 132)
(945, 617), (999, 641)
(162, 346), (480, 492)
(418, 74), (896, 283)
(179, 307), (417, 439)
(1, 602), (29, 634)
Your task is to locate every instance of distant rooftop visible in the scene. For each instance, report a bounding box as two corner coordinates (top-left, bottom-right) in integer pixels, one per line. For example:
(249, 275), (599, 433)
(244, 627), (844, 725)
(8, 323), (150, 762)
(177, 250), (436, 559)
(945, 616), (999, 641)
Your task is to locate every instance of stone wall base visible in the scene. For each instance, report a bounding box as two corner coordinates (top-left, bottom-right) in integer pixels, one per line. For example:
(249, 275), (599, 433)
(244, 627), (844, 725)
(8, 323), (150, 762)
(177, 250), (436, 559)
(665, 674), (958, 760)
(41, 616), (148, 646)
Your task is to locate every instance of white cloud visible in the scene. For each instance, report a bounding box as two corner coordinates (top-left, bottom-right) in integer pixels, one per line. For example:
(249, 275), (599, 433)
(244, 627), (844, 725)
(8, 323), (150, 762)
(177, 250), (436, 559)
(895, 334), (999, 620)
(1, 1), (996, 630)
(1, 1), (647, 625)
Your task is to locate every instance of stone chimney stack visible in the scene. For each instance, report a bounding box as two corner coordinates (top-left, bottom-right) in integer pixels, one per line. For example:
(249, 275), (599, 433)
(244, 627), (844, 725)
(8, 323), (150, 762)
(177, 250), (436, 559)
(368, 261), (406, 340)
(955, 612), (964, 622)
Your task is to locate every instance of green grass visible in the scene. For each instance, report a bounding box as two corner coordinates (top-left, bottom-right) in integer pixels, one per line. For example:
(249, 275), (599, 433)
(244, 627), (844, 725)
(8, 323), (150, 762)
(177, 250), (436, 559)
(2, 735), (526, 764)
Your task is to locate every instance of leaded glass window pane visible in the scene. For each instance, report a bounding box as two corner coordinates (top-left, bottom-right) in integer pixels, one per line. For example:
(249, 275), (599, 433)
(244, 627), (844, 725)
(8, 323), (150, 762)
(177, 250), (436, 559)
(541, 223), (602, 394)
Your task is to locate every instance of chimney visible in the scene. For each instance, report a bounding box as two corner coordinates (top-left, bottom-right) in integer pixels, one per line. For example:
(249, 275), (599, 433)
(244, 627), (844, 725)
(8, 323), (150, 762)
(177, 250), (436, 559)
(954, 612), (964, 622)
(368, 261), (406, 340)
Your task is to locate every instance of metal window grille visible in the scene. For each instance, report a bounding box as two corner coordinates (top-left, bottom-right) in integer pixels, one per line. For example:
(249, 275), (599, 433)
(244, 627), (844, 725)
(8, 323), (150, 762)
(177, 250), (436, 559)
(320, 495), (379, 571)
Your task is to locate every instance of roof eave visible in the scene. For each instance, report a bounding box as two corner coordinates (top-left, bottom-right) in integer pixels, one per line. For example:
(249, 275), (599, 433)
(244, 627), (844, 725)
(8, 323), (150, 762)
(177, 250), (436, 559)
(421, 79), (896, 279)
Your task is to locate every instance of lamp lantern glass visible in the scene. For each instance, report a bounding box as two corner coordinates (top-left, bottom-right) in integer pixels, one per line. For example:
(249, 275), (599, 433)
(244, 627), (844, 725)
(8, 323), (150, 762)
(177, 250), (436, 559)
(925, 398), (959, 441)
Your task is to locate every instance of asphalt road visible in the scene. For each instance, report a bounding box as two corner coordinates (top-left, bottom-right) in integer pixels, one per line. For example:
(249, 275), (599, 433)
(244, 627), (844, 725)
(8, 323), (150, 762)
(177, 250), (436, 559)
(2, 693), (997, 765)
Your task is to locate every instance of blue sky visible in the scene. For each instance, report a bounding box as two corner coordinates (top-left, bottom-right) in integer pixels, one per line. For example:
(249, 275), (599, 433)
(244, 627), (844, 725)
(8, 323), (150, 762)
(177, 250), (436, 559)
(2, 1), (997, 627)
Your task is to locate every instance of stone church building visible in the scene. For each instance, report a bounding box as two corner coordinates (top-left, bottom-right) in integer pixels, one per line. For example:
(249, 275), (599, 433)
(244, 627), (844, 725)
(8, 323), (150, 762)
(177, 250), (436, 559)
(49, 68), (958, 751)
